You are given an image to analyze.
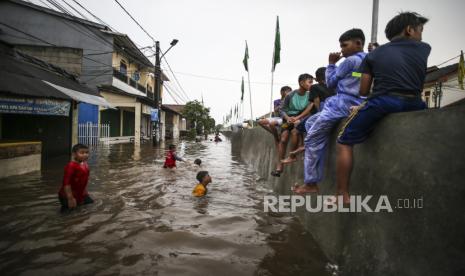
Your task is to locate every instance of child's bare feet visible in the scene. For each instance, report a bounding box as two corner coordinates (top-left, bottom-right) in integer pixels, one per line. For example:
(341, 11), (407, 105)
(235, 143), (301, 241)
(292, 184), (319, 194)
(290, 146), (305, 155)
(281, 152), (297, 164)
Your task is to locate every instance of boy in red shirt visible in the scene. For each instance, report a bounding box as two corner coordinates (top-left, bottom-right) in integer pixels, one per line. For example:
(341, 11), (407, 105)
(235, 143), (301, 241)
(163, 144), (185, 168)
(58, 144), (94, 212)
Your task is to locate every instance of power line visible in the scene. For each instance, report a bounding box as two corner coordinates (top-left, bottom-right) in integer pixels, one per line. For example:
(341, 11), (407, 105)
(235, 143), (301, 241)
(72, 0), (110, 27)
(62, 0), (89, 20)
(162, 56), (190, 102)
(436, 54), (461, 67)
(162, 84), (181, 104)
(37, 0), (145, 65)
(46, 0), (115, 46)
(113, 0), (156, 42)
(163, 83), (187, 102)
(40, 0), (116, 51)
(0, 21), (113, 69)
(0, 22), (55, 46)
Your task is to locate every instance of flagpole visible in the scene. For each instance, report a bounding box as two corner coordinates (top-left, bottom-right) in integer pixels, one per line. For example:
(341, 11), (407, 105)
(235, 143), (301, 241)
(270, 71), (274, 118)
(246, 70), (253, 125)
(270, 16), (280, 118)
(270, 43), (275, 118)
(241, 100), (244, 125)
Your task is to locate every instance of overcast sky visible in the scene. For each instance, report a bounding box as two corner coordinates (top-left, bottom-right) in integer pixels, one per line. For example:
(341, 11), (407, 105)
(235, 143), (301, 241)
(30, 0), (465, 123)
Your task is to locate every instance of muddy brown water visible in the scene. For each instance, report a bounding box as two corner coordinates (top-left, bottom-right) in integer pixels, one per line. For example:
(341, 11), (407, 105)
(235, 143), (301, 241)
(0, 138), (332, 276)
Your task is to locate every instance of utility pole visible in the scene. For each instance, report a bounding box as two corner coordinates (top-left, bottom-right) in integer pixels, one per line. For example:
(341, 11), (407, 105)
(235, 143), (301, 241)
(151, 39), (178, 146)
(371, 0), (379, 43)
(153, 41), (161, 145)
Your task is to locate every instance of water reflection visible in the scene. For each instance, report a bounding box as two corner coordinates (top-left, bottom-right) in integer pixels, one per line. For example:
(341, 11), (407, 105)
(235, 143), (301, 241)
(0, 138), (330, 275)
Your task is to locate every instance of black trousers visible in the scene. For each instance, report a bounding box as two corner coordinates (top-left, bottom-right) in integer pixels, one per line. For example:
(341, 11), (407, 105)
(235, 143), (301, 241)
(59, 195), (94, 212)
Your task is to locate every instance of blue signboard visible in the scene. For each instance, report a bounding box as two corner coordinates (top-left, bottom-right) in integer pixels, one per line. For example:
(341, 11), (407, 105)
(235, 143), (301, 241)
(150, 108), (159, 122)
(0, 96), (71, 116)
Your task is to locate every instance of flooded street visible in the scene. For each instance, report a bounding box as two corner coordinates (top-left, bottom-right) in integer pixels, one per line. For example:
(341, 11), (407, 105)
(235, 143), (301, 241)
(0, 137), (330, 276)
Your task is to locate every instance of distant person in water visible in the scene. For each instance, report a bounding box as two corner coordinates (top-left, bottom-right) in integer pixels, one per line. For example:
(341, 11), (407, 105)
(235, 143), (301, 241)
(214, 134), (222, 142)
(192, 171), (212, 197)
(163, 144), (185, 168)
(194, 158), (202, 166)
(58, 144), (94, 212)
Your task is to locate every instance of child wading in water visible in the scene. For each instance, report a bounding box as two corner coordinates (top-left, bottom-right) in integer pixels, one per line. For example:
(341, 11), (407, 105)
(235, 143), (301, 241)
(58, 144), (94, 212)
(192, 171), (212, 197)
(163, 144), (185, 168)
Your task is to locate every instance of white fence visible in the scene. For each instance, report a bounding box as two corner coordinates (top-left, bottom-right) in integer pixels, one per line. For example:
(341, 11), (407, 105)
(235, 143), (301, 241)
(78, 122), (110, 146)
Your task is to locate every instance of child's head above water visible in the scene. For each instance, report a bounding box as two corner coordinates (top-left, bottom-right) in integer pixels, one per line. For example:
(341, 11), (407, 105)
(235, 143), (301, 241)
(168, 144), (176, 151)
(194, 159), (202, 166)
(72, 143), (89, 162)
(338, 28), (365, 57)
(196, 171), (211, 185)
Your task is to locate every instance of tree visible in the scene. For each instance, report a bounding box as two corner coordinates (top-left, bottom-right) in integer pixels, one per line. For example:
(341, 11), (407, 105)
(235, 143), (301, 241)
(182, 100), (215, 137)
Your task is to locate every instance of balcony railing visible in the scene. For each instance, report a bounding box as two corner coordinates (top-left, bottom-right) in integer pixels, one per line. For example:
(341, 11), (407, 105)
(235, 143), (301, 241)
(137, 85), (147, 94)
(129, 78), (137, 88)
(113, 68), (128, 83)
(113, 68), (153, 97)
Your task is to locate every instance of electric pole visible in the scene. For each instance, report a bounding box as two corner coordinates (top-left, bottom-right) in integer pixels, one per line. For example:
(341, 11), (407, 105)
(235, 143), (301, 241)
(371, 0), (379, 43)
(153, 41), (161, 145)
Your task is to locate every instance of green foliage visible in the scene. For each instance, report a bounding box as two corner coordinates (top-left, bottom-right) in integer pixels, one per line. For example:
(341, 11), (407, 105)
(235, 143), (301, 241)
(187, 128), (197, 139)
(214, 124), (223, 134)
(182, 100), (216, 135)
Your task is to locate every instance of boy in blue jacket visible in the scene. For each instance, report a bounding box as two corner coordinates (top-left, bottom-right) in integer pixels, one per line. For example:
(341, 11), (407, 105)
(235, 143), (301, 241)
(294, 28), (367, 194)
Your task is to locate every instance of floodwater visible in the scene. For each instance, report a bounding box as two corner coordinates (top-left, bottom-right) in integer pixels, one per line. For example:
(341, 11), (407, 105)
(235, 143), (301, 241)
(0, 137), (331, 276)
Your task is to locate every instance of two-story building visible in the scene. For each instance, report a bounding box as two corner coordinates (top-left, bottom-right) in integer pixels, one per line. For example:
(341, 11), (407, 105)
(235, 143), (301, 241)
(422, 62), (465, 108)
(95, 31), (169, 145)
(0, 0), (170, 146)
(161, 104), (187, 139)
(0, 40), (110, 160)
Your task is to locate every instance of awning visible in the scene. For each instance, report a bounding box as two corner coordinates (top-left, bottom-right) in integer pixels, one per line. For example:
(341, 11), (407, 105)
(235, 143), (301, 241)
(43, 81), (112, 108)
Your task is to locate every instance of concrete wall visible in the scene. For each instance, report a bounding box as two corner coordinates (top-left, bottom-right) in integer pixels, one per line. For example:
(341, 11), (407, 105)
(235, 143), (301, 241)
(14, 45), (83, 76)
(226, 103), (465, 276)
(0, 141), (41, 178)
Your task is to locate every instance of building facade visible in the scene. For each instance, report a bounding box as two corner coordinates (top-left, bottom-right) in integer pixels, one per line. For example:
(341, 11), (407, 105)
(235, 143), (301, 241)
(0, 0), (170, 146)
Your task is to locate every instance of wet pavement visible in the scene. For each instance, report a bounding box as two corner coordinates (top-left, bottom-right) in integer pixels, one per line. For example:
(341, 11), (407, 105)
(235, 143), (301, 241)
(0, 138), (331, 276)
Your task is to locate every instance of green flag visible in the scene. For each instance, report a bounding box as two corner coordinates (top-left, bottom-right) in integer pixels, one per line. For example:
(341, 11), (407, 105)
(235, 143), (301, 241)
(459, 50), (464, 90)
(243, 41), (249, 72)
(272, 16), (281, 72)
(241, 76), (245, 101)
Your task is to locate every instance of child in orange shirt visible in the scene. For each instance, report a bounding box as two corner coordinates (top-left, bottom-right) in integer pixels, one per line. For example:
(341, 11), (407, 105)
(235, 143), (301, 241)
(192, 171), (212, 197)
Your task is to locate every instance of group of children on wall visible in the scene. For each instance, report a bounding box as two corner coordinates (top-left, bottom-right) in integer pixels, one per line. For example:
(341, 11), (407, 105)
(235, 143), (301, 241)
(258, 11), (430, 203)
(57, 11), (430, 211)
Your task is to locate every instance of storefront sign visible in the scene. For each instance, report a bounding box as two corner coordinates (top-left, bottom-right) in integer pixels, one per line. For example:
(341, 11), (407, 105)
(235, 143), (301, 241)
(150, 108), (159, 122)
(0, 96), (70, 116)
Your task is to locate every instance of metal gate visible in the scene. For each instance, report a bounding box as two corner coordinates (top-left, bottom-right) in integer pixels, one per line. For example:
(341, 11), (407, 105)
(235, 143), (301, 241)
(78, 122), (110, 146)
